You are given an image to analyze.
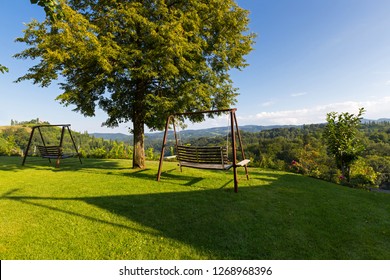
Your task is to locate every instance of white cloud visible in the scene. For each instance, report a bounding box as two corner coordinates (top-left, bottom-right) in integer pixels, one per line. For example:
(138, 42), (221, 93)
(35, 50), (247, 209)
(261, 101), (274, 107)
(159, 97), (390, 130)
(290, 92), (308, 97)
(238, 97), (390, 126)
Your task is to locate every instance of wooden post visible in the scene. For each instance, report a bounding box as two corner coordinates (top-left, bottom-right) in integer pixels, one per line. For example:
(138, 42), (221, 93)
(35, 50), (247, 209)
(157, 115), (172, 181)
(234, 114), (249, 180)
(230, 110), (238, 192)
(54, 126), (66, 167)
(22, 127), (36, 166)
(172, 118), (183, 172)
(59, 126), (65, 147)
(67, 126), (83, 164)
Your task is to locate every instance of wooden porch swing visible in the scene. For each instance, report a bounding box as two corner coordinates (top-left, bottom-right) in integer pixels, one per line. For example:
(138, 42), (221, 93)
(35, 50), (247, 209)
(156, 108), (250, 192)
(22, 124), (82, 168)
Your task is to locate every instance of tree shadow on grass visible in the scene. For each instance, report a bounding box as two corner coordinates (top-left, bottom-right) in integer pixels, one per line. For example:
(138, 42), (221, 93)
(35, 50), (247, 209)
(4, 170), (385, 259)
(1, 194), (253, 259)
(1, 179), (284, 259)
(0, 156), (29, 171)
(0, 189), (155, 236)
(1, 171), (345, 260)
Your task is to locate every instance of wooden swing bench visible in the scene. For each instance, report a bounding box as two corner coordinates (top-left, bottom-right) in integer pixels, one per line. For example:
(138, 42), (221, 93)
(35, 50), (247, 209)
(157, 108), (250, 193)
(22, 124), (82, 168)
(176, 145), (250, 170)
(37, 145), (74, 167)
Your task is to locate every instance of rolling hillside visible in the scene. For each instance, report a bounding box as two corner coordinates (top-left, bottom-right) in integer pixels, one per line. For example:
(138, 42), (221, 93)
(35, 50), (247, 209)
(90, 124), (299, 141)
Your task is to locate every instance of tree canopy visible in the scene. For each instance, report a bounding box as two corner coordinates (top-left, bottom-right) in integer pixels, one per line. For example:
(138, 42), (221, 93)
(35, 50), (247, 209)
(15, 0), (255, 168)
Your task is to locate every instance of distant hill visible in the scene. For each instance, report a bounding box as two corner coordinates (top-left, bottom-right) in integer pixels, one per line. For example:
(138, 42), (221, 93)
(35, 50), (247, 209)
(361, 118), (390, 124)
(90, 118), (390, 142)
(90, 132), (132, 142)
(90, 124), (299, 141)
(0, 125), (31, 133)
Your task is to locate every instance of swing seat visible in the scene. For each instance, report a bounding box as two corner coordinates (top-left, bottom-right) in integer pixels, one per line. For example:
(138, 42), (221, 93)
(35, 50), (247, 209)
(177, 145), (249, 170)
(37, 145), (74, 167)
(37, 145), (73, 159)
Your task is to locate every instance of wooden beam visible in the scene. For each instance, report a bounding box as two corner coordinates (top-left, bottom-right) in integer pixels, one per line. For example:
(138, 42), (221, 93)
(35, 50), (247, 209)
(230, 110), (238, 192)
(234, 113), (249, 180)
(22, 127), (36, 166)
(67, 126), (83, 165)
(157, 115), (172, 181)
(172, 108), (236, 117)
(31, 124), (71, 128)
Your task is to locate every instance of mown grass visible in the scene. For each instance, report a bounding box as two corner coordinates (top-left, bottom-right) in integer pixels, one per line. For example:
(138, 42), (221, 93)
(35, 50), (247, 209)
(0, 156), (389, 260)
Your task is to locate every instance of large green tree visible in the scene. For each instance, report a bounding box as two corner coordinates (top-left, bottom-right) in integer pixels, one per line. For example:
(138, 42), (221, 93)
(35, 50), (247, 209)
(15, 0), (255, 168)
(323, 108), (366, 182)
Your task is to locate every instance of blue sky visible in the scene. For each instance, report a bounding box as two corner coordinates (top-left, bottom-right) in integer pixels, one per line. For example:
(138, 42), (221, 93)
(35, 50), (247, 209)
(1, 0), (390, 134)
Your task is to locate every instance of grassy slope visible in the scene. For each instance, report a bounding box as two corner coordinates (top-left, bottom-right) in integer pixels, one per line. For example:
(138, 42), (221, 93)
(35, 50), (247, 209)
(0, 125), (31, 132)
(0, 156), (389, 260)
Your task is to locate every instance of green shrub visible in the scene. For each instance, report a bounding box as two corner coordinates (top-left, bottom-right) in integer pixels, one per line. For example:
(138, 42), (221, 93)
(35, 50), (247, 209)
(349, 158), (378, 188)
(88, 147), (107, 159)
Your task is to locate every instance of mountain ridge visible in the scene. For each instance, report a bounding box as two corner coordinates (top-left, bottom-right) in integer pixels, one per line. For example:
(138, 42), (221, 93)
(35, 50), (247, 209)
(90, 118), (390, 141)
(90, 124), (300, 141)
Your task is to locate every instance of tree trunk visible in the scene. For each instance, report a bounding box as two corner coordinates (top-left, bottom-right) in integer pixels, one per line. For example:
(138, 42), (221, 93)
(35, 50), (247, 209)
(133, 116), (145, 169)
(132, 79), (146, 169)
(341, 161), (351, 183)
(345, 165), (351, 183)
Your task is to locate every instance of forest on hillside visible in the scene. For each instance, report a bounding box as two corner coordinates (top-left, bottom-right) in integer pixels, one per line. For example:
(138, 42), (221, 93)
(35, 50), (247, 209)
(1, 119), (390, 190)
(243, 122), (390, 189)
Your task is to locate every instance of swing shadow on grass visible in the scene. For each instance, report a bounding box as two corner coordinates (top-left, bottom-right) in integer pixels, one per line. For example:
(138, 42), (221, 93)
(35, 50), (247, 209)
(2, 169), (390, 260)
(1, 156), (89, 171)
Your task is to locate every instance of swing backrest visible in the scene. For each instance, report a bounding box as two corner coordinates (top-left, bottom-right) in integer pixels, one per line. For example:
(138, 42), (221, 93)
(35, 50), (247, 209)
(37, 145), (66, 159)
(176, 145), (231, 170)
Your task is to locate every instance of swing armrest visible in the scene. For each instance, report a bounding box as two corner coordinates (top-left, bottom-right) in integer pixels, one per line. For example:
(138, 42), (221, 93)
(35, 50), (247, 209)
(237, 159), (250, 166)
(164, 155), (177, 160)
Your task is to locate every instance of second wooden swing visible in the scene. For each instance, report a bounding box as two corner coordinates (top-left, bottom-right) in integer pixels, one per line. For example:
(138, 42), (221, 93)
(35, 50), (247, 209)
(22, 124), (82, 168)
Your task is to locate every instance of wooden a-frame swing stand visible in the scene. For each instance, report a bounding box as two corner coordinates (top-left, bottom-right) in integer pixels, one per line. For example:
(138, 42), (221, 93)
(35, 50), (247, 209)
(157, 108), (250, 192)
(22, 124), (82, 168)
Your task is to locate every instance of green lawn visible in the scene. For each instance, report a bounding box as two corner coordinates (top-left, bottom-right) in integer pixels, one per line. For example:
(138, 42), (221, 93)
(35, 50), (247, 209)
(0, 156), (389, 260)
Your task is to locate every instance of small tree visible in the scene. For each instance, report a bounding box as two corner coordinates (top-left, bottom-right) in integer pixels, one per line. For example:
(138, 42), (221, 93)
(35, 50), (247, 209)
(323, 108), (365, 182)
